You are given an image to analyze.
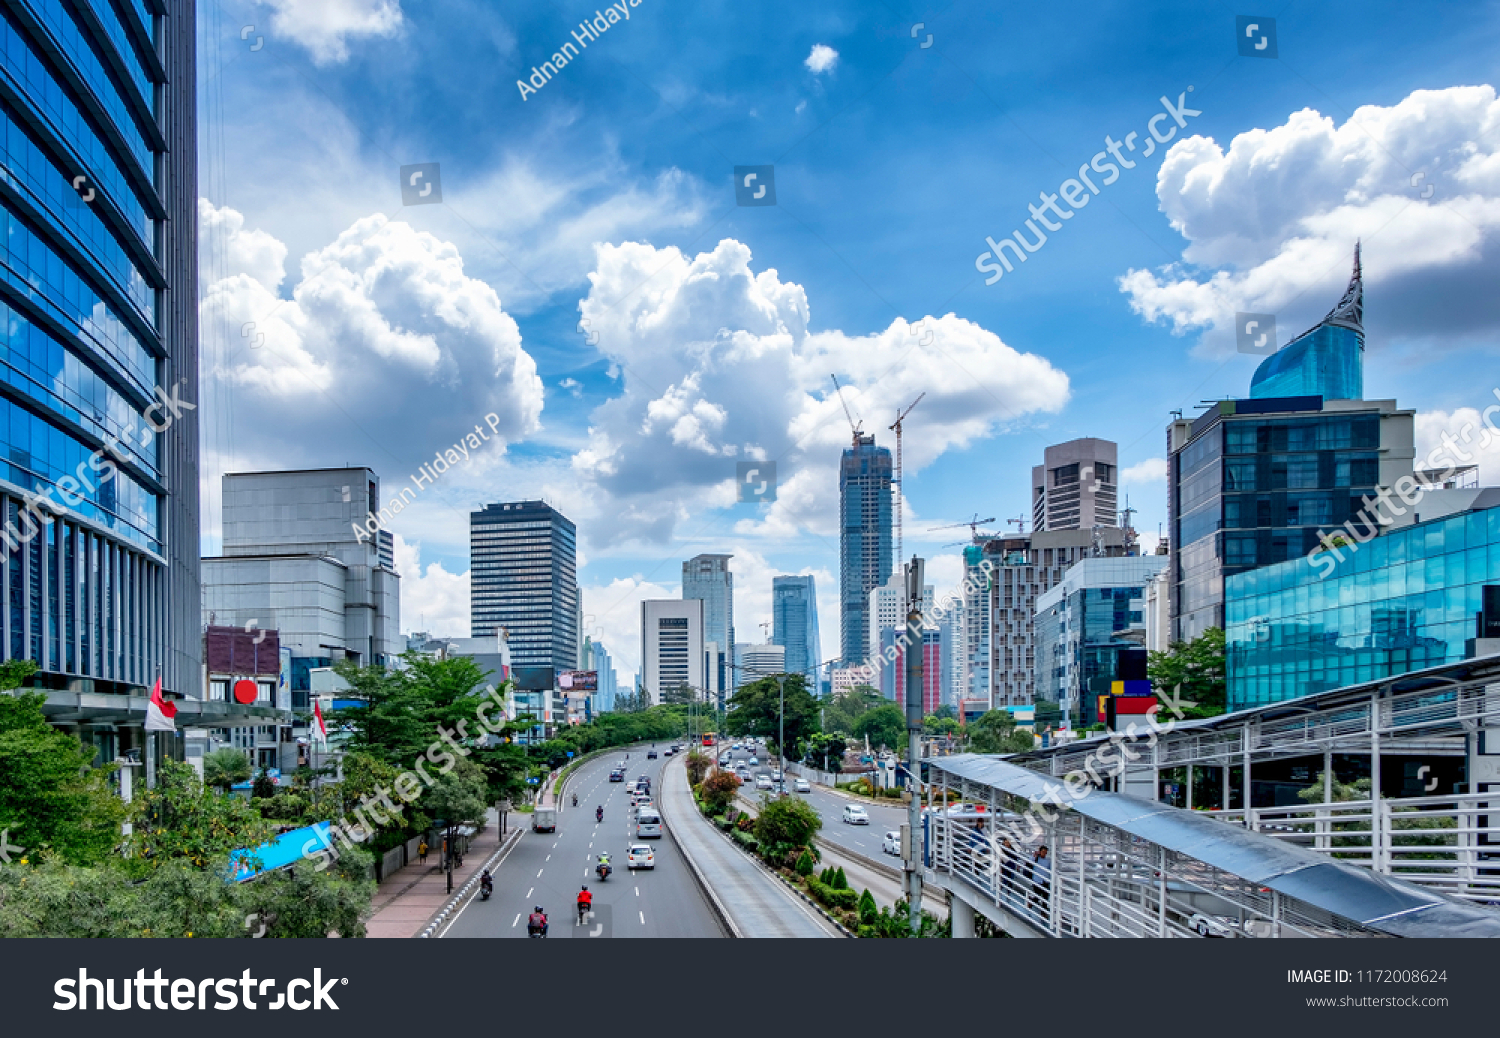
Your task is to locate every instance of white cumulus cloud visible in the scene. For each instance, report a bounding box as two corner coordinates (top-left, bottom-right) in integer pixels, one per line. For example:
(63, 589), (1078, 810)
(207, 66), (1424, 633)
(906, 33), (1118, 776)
(1120, 85), (1500, 357)
(1122, 458), (1168, 484)
(804, 44), (839, 74)
(255, 0), (402, 64)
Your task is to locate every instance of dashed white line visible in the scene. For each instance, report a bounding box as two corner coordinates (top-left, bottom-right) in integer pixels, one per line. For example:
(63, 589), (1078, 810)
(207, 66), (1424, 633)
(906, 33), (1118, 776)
(546, 854), (551, 861)
(526, 887), (533, 898)
(512, 914), (521, 928)
(635, 886), (640, 896)
(537, 868), (544, 877)
(639, 911), (645, 925)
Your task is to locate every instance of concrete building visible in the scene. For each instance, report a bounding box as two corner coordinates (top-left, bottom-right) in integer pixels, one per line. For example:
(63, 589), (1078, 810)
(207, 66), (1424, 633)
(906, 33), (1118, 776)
(1032, 438), (1119, 532)
(683, 554), (733, 692)
(1143, 566), (1171, 653)
(203, 468), (402, 709)
(1033, 556), (1168, 725)
(580, 636), (619, 713)
(772, 574), (820, 691)
(736, 642), (786, 686)
(840, 433), (893, 664)
(470, 501), (578, 671)
(868, 571), (933, 664)
(640, 599), (703, 705)
(1, 0), (203, 768)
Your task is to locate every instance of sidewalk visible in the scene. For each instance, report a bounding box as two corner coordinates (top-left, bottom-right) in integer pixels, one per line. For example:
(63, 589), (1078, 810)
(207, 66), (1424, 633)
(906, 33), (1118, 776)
(365, 809), (517, 939)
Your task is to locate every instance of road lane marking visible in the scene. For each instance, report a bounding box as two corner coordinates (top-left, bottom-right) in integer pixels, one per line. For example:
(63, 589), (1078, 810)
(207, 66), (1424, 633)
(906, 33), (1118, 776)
(512, 914), (521, 928)
(546, 854), (551, 861)
(527, 887), (533, 898)
(537, 868), (544, 877)
(640, 911), (645, 925)
(635, 886), (639, 896)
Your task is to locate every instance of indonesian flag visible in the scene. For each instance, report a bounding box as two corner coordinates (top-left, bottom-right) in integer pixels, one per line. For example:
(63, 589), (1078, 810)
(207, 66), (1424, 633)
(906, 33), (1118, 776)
(144, 676), (176, 732)
(312, 699), (328, 747)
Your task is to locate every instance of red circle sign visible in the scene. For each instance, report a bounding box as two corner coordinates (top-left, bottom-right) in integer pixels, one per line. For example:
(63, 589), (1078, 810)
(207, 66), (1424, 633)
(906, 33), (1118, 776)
(233, 679), (258, 704)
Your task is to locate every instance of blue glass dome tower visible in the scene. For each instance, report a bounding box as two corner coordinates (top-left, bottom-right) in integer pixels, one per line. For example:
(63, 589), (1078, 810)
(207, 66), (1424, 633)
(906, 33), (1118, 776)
(1250, 244), (1364, 401)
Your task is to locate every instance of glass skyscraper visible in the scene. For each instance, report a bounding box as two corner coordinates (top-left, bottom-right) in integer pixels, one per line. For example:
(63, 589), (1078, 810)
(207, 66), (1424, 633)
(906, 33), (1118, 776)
(0, 0), (199, 695)
(470, 501), (578, 670)
(772, 573), (819, 689)
(1250, 246), (1364, 401)
(1226, 504), (1500, 710)
(682, 553), (733, 689)
(840, 432), (892, 664)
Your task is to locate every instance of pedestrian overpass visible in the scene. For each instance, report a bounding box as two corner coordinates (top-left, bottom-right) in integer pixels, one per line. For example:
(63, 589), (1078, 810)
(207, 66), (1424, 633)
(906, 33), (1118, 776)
(925, 754), (1500, 938)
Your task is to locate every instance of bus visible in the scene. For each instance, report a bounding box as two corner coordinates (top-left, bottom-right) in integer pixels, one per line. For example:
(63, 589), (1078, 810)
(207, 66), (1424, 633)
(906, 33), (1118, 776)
(701, 732), (716, 747)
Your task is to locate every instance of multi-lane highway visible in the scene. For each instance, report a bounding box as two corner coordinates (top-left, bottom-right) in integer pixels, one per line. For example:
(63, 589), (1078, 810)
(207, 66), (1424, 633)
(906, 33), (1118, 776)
(441, 743), (726, 939)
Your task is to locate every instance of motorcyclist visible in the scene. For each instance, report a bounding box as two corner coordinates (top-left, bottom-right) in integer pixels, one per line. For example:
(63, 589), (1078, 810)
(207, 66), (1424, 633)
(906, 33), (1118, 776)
(596, 805), (604, 822)
(577, 885), (592, 923)
(572, 793), (578, 807)
(527, 905), (548, 937)
(480, 869), (493, 897)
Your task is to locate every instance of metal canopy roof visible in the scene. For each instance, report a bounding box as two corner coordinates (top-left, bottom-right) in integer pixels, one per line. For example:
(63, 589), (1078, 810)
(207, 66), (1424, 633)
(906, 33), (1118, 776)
(928, 753), (1500, 937)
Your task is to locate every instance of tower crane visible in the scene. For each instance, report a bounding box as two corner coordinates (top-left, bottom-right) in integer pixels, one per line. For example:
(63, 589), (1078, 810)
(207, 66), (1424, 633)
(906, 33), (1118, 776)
(928, 514), (996, 543)
(829, 374), (862, 448)
(889, 393), (925, 567)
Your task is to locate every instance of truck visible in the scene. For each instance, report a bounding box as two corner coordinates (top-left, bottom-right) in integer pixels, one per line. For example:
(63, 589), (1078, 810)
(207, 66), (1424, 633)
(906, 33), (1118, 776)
(532, 807), (556, 833)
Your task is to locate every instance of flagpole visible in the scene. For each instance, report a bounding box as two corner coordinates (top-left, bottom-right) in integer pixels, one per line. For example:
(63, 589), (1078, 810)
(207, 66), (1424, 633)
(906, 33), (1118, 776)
(145, 670), (158, 790)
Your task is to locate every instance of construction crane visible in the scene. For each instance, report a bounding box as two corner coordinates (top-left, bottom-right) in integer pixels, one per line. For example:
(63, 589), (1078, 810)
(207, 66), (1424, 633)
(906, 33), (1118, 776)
(829, 374), (862, 448)
(889, 393), (925, 567)
(1007, 513), (1028, 534)
(929, 514), (996, 543)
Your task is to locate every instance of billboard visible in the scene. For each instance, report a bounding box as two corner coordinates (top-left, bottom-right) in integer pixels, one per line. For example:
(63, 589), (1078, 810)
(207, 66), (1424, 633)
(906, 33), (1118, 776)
(559, 670), (598, 692)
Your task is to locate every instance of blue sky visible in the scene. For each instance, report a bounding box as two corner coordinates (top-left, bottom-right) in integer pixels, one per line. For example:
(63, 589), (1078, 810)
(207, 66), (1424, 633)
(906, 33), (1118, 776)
(197, 0), (1500, 677)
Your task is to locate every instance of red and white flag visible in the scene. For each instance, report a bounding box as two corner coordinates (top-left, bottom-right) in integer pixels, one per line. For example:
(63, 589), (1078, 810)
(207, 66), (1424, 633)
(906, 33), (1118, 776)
(144, 675), (176, 732)
(312, 699), (328, 747)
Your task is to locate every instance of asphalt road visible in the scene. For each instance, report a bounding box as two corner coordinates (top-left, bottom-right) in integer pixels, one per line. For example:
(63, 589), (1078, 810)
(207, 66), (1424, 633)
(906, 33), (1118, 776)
(440, 741), (726, 939)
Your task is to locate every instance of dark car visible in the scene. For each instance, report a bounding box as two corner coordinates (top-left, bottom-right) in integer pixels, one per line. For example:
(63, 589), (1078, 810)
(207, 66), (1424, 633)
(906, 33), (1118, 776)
(647, 750), (658, 759)
(609, 770), (625, 782)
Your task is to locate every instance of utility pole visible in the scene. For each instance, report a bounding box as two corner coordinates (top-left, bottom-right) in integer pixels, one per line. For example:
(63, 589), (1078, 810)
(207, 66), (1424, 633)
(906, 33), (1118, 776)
(903, 555), (926, 935)
(774, 674), (787, 781)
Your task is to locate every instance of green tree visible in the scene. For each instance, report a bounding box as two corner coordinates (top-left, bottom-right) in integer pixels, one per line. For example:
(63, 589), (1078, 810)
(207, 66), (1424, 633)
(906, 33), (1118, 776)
(822, 686), (884, 735)
(0, 670), (125, 866)
(202, 748), (252, 794)
(806, 732), (847, 771)
(251, 771), (276, 799)
(795, 849), (814, 876)
(684, 750), (711, 786)
(126, 759), (273, 874)
(752, 794), (822, 862)
(424, 757), (490, 832)
(700, 770), (740, 815)
(968, 710), (1035, 754)
(853, 704), (906, 753)
(725, 674), (819, 760)
(1147, 627), (1227, 719)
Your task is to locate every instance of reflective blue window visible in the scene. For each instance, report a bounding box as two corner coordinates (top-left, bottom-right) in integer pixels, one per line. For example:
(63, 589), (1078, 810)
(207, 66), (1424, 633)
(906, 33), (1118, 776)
(16, 0), (152, 174)
(0, 108), (154, 316)
(81, 0), (151, 106)
(0, 299), (157, 475)
(0, 13), (154, 246)
(0, 204), (156, 388)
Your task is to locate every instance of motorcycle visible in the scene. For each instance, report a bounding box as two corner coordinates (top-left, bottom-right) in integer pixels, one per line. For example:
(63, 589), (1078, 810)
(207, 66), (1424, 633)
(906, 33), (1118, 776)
(577, 901), (591, 925)
(527, 920), (548, 938)
(595, 807), (604, 823)
(480, 881), (493, 902)
(571, 794), (578, 807)
(596, 861), (611, 882)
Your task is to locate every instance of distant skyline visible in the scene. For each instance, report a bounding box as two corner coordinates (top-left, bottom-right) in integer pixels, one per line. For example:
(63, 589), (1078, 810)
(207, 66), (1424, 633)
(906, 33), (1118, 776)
(195, 0), (1500, 681)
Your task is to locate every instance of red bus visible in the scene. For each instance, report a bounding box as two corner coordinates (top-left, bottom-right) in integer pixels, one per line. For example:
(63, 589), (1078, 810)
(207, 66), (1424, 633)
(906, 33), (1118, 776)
(702, 732), (716, 747)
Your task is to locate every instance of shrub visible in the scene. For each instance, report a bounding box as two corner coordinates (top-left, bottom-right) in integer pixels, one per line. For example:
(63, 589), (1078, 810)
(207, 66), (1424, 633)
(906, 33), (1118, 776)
(795, 849), (815, 876)
(833, 866), (848, 890)
(685, 751), (711, 786)
(752, 795), (822, 862)
(858, 888), (878, 925)
(731, 830), (759, 853)
(701, 770), (741, 815)
(806, 878), (859, 911)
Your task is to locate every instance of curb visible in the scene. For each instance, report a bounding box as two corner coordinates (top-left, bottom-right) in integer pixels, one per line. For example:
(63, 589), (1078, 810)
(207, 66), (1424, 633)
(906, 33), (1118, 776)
(706, 795), (854, 938)
(659, 755), (743, 938)
(417, 825), (525, 939)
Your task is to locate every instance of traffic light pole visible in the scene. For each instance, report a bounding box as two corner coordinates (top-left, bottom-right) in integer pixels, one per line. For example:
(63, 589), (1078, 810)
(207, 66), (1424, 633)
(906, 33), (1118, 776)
(904, 556), (925, 936)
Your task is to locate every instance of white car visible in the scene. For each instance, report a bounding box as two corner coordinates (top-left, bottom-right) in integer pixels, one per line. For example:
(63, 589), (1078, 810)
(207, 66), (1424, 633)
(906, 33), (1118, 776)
(627, 844), (655, 870)
(755, 775), (773, 790)
(748, 757), (759, 767)
(843, 805), (870, 825)
(882, 830), (900, 855)
(794, 778), (811, 794)
(771, 769), (782, 781)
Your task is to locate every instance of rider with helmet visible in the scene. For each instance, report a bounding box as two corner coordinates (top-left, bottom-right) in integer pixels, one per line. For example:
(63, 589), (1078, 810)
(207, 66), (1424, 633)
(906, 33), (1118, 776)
(576, 885), (592, 923)
(527, 905), (548, 937)
(596, 805), (604, 822)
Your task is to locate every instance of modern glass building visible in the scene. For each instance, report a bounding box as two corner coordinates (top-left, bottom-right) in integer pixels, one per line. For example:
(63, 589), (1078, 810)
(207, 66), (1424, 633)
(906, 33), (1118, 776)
(0, 0), (199, 697)
(470, 501), (578, 670)
(840, 432), (892, 664)
(1226, 504), (1500, 710)
(772, 573), (819, 690)
(1033, 556), (1165, 724)
(683, 553), (733, 689)
(1249, 246), (1364, 401)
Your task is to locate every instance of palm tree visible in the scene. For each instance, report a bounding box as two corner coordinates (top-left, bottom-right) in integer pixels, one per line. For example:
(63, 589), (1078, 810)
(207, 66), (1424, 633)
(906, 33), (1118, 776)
(203, 747), (252, 794)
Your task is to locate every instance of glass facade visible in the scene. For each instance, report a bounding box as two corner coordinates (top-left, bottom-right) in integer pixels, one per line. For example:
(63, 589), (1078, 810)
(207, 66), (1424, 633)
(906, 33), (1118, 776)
(1172, 404), (1386, 642)
(840, 433), (892, 664)
(772, 573), (820, 690)
(1226, 507), (1500, 709)
(470, 501), (578, 670)
(1250, 323), (1363, 401)
(0, 0), (192, 693)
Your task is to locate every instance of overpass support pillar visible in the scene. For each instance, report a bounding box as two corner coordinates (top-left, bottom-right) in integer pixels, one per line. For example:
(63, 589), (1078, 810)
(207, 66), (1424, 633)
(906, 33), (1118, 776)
(950, 895), (976, 938)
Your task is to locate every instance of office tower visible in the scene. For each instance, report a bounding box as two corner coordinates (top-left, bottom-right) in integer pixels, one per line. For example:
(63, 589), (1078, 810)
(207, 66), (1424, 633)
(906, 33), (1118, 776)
(0, 0), (198, 698)
(938, 602), (965, 708)
(868, 571), (933, 664)
(1033, 556), (1168, 724)
(206, 470), (403, 689)
(1032, 438), (1119, 532)
(736, 642), (785, 686)
(840, 433), (893, 664)
(640, 598), (703, 705)
(772, 575), (820, 690)
(1249, 245), (1364, 401)
(1167, 255), (1414, 642)
(890, 627), (942, 713)
(470, 501), (579, 670)
(683, 553), (733, 690)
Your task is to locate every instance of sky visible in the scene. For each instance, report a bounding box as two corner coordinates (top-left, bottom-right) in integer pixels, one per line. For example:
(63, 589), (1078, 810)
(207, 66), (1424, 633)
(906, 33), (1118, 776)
(196, 0), (1500, 683)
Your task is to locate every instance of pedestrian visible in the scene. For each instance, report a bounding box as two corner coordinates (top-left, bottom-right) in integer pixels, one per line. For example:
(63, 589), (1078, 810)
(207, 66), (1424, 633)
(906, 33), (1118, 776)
(418, 840), (429, 865)
(1031, 845), (1052, 917)
(999, 838), (1019, 902)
